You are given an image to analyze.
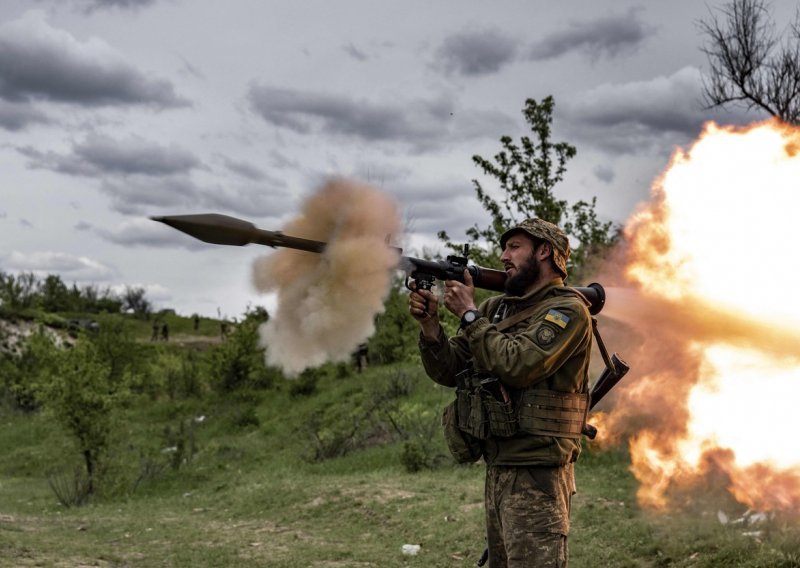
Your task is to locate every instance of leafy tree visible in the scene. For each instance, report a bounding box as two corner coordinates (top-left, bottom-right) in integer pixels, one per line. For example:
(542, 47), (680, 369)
(0, 331), (58, 412)
(0, 271), (122, 314)
(121, 285), (152, 318)
(36, 340), (127, 495)
(439, 96), (617, 282)
(0, 272), (38, 310)
(700, 0), (800, 124)
(38, 274), (71, 312)
(83, 284), (123, 314)
(209, 306), (278, 392)
(88, 317), (143, 384)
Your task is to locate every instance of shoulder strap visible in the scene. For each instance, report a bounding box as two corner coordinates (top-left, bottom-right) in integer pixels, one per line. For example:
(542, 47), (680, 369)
(494, 304), (541, 332)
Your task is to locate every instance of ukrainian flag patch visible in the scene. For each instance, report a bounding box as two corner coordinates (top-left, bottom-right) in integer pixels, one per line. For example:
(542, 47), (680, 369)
(544, 309), (570, 329)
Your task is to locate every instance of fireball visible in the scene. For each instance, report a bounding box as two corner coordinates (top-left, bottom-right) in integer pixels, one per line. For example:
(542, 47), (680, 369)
(607, 119), (800, 512)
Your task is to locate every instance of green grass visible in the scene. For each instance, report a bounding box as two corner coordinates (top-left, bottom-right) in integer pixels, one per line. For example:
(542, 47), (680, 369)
(1, 362), (799, 567)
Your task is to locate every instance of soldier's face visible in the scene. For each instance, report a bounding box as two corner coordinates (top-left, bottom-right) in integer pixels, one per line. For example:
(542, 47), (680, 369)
(501, 234), (539, 296)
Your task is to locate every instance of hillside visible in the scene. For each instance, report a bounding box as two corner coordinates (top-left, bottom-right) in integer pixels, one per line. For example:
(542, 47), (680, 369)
(1, 307), (798, 567)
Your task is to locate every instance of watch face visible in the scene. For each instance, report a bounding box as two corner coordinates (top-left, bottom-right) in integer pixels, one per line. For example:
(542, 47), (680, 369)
(464, 310), (477, 323)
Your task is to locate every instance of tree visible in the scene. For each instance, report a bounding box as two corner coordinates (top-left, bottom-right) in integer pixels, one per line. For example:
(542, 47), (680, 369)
(36, 340), (124, 496)
(439, 96), (617, 282)
(209, 306), (278, 392)
(700, 0), (800, 125)
(1, 330), (58, 412)
(0, 272), (38, 310)
(38, 274), (70, 312)
(121, 285), (152, 318)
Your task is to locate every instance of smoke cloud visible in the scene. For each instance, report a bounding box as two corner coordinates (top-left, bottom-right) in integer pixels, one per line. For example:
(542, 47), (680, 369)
(251, 179), (401, 376)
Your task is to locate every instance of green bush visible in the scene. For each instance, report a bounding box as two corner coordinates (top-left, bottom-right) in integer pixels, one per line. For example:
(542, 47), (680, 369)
(1, 330), (59, 412)
(288, 369), (319, 398)
(36, 339), (127, 496)
(209, 308), (279, 392)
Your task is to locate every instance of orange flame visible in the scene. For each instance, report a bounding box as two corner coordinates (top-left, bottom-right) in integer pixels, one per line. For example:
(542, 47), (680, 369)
(600, 119), (800, 512)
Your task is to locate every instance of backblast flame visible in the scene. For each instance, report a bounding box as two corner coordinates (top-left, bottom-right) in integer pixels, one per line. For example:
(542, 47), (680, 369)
(603, 119), (800, 512)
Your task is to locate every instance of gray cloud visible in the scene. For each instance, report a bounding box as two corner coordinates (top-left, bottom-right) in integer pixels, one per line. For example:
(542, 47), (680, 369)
(592, 164), (615, 184)
(16, 131), (292, 219)
(529, 9), (652, 61)
(248, 85), (449, 144)
(434, 29), (519, 76)
(220, 156), (267, 181)
(386, 179), (486, 237)
(268, 149), (300, 170)
(1, 250), (116, 280)
(99, 176), (204, 215)
(98, 175), (294, 219)
(80, 0), (159, 12)
(20, 134), (200, 177)
(0, 100), (50, 131)
(247, 84), (514, 150)
(0, 11), (189, 108)
(95, 218), (208, 250)
(563, 66), (722, 153)
(342, 42), (368, 62)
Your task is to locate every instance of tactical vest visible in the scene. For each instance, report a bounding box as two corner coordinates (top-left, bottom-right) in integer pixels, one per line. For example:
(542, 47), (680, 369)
(447, 293), (590, 448)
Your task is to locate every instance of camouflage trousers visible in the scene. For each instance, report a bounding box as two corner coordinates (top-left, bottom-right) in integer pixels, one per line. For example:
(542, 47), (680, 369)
(484, 464), (575, 568)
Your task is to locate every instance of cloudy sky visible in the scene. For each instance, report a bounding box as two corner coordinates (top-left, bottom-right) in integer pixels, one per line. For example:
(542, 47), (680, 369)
(0, 0), (785, 318)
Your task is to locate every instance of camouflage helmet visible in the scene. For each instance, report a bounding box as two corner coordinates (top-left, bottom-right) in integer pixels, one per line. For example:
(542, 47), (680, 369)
(499, 218), (570, 278)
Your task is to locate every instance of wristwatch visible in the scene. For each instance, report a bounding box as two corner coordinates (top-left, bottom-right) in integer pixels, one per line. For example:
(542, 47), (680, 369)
(460, 309), (482, 328)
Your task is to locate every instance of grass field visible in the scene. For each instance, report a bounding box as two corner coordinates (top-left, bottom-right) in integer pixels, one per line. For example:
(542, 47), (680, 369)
(1, 359), (798, 567)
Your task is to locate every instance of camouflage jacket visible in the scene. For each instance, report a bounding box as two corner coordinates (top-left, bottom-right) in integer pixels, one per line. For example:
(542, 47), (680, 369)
(419, 278), (592, 466)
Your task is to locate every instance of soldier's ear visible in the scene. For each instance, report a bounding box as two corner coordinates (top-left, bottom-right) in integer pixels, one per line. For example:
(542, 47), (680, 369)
(535, 241), (552, 261)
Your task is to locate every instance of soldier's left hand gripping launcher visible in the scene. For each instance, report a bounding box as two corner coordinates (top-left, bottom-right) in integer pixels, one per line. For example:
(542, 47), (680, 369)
(152, 213), (628, 438)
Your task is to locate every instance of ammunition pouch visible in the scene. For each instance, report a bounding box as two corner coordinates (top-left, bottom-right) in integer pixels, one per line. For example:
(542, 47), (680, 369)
(455, 386), (488, 439)
(441, 399), (482, 464)
(445, 367), (590, 449)
(518, 390), (589, 439)
(481, 379), (517, 437)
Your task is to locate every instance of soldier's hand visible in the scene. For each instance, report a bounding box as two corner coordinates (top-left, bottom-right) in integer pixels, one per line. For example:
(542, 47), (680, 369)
(444, 269), (477, 318)
(408, 281), (439, 322)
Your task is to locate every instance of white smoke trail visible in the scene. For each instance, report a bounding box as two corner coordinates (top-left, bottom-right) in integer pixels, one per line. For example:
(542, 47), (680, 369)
(251, 178), (401, 376)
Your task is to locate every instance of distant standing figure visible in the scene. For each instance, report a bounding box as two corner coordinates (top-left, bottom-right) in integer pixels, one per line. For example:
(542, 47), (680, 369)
(220, 322), (228, 339)
(161, 322), (169, 342)
(193, 313), (200, 331)
(354, 343), (369, 373)
(151, 320), (159, 341)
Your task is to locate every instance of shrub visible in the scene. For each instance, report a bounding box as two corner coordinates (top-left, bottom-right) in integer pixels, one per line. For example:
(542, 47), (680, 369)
(37, 340), (128, 496)
(209, 307), (279, 392)
(47, 466), (92, 508)
(1, 330), (59, 412)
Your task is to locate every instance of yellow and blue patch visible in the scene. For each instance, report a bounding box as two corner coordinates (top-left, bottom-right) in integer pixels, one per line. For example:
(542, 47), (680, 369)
(544, 309), (570, 329)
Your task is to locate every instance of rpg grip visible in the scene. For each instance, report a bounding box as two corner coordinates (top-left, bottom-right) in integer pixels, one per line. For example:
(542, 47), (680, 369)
(406, 273), (436, 316)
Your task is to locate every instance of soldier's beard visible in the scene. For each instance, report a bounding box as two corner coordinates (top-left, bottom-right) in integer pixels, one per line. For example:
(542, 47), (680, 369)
(504, 253), (539, 296)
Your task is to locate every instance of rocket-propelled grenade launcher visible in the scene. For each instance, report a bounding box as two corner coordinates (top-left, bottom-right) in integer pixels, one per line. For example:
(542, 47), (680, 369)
(151, 214), (607, 313)
(151, 213), (628, 437)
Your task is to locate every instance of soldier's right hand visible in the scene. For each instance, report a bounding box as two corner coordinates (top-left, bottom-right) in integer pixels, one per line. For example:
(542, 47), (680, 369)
(408, 282), (440, 322)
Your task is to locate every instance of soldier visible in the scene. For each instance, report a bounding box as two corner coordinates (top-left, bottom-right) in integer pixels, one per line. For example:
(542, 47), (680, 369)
(409, 219), (592, 568)
(353, 343), (369, 373)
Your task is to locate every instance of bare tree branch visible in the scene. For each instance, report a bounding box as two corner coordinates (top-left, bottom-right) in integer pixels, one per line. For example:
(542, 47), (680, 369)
(699, 0), (800, 124)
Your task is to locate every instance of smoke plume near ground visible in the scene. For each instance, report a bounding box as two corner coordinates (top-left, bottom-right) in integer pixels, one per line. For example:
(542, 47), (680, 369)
(251, 179), (401, 376)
